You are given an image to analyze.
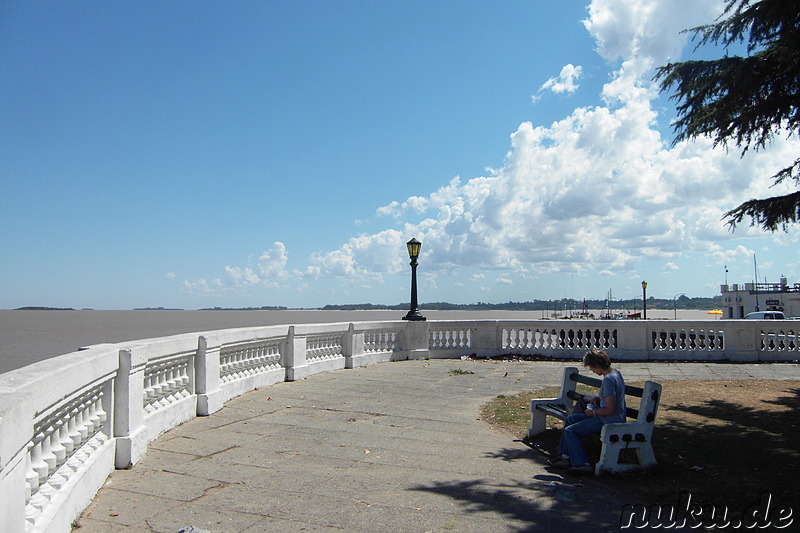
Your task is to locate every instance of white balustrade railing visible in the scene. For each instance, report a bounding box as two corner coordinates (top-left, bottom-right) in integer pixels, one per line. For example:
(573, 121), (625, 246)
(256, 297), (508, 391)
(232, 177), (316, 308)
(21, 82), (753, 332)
(1, 317), (797, 532)
(759, 326), (800, 352)
(143, 355), (192, 413)
(306, 332), (345, 362)
(501, 325), (617, 352)
(650, 327), (724, 352)
(364, 329), (399, 354)
(25, 382), (110, 531)
(430, 326), (471, 350)
(220, 339), (282, 383)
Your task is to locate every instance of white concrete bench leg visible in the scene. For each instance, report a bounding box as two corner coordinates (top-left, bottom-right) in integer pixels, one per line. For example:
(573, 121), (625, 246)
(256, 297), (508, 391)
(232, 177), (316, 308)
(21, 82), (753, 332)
(527, 367), (579, 438)
(528, 403), (554, 437)
(596, 423), (657, 475)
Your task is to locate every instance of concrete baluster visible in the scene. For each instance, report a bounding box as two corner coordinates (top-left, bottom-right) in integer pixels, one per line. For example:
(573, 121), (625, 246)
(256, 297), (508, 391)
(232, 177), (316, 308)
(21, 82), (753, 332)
(59, 410), (75, 457)
(76, 400), (91, 444)
(165, 366), (178, 401)
(156, 367), (170, 408)
(39, 426), (57, 482)
(95, 390), (109, 443)
(31, 429), (56, 511)
(143, 371), (156, 413)
(181, 361), (192, 398)
(232, 349), (242, 376)
(23, 441), (34, 498)
(87, 390), (107, 445)
(49, 419), (67, 467)
(27, 438), (45, 493)
(24, 441), (37, 500)
(244, 347), (252, 373)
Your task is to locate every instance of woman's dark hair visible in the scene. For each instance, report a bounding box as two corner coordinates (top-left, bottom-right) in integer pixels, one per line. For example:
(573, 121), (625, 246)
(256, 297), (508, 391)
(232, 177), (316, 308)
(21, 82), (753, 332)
(582, 349), (611, 369)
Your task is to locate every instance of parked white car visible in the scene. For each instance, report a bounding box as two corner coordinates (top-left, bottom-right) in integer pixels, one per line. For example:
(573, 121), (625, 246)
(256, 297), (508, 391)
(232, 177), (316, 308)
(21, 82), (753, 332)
(744, 311), (786, 319)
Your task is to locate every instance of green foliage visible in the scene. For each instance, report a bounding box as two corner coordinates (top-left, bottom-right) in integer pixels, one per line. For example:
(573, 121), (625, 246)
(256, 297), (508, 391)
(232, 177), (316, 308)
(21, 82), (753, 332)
(655, 0), (800, 231)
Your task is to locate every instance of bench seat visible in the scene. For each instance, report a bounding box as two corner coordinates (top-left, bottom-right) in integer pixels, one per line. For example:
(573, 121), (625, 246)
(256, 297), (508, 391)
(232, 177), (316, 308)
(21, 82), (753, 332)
(527, 366), (661, 475)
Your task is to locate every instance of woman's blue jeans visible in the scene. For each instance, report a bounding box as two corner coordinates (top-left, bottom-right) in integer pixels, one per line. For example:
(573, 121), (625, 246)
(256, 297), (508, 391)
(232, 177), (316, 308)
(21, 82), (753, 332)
(558, 413), (605, 466)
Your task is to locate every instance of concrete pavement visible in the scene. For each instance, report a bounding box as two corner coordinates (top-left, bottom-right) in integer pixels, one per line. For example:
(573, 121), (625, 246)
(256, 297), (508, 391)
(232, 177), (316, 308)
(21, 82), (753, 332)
(73, 359), (800, 533)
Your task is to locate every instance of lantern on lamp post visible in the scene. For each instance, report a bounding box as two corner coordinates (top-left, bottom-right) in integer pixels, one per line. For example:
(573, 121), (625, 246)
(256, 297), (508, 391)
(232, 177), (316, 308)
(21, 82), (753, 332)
(641, 280), (648, 320)
(402, 238), (426, 321)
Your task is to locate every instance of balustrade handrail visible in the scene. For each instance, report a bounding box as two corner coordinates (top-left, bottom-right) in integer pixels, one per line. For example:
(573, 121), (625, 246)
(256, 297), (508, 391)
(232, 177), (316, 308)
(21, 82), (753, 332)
(1, 318), (798, 532)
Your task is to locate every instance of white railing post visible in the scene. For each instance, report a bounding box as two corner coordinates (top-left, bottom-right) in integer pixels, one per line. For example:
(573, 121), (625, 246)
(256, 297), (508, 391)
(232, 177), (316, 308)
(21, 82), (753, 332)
(284, 326), (308, 381)
(343, 323), (365, 369)
(738, 321), (765, 361)
(402, 320), (430, 360)
(642, 322), (656, 359)
(0, 393), (32, 533)
(114, 348), (147, 469)
(471, 321), (500, 358)
(196, 335), (224, 416)
(614, 321), (648, 360)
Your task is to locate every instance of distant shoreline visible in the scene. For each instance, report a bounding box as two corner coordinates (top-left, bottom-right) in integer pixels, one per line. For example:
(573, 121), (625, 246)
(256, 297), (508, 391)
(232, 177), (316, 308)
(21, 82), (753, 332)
(15, 306), (78, 311)
(12, 295), (722, 313)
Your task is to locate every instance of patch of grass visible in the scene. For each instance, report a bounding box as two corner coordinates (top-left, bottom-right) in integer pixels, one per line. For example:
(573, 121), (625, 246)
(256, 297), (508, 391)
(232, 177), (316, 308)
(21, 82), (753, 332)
(481, 379), (800, 510)
(448, 368), (475, 375)
(481, 391), (538, 429)
(481, 383), (597, 435)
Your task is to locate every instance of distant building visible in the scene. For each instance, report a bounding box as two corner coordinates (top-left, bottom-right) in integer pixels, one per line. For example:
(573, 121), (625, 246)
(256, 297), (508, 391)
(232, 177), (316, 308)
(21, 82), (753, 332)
(720, 276), (800, 318)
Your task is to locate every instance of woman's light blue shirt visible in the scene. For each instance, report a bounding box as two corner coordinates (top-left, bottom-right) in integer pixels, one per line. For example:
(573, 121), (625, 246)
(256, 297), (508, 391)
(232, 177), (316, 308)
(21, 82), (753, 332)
(598, 370), (626, 423)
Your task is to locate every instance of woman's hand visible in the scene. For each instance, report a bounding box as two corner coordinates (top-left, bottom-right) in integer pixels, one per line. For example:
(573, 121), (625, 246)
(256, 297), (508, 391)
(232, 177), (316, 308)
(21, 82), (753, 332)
(589, 396), (616, 417)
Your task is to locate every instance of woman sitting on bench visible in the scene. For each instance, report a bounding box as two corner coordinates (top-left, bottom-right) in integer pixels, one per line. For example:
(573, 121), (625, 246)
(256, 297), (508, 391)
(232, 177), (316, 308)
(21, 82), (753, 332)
(547, 349), (626, 475)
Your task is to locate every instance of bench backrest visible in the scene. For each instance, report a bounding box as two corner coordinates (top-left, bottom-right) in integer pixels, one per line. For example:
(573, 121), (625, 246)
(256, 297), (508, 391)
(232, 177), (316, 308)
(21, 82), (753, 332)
(568, 370), (661, 424)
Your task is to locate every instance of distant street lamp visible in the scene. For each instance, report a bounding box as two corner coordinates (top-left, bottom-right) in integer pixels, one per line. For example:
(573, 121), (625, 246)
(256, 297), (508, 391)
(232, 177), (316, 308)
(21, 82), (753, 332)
(402, 238), (426, 321)
(641, 281), (648, 320)
(673, 293), (685, 320)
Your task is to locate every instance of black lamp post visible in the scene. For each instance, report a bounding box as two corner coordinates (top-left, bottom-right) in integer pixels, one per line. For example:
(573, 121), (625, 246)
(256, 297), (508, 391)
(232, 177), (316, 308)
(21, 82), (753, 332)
(673, 293), (684, 320)
(641, 280), (648, 320)
(402, 238), (426, 321)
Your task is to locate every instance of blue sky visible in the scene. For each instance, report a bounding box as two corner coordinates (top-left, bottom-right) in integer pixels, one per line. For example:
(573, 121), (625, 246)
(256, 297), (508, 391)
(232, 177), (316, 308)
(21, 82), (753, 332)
(1, 0), (798, 310)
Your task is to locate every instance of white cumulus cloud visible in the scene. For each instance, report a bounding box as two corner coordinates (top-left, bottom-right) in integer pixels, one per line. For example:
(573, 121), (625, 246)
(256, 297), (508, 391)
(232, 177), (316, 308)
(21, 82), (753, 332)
(303, 0), (797, 281)
(539, 64), (583, 95)
(583, 0), (723, 65)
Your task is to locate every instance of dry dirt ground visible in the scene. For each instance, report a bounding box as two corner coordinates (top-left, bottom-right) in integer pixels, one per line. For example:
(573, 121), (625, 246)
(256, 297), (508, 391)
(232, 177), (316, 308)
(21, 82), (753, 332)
(481, 379), (800, 513)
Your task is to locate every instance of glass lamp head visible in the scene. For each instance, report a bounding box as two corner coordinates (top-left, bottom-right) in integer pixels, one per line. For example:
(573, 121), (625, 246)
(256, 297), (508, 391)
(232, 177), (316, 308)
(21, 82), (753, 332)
(406, 238), (422, 259)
